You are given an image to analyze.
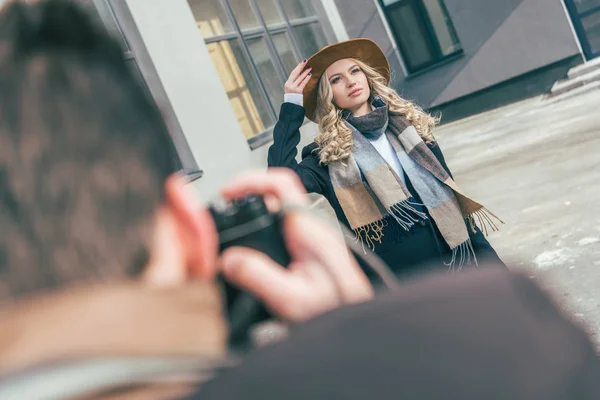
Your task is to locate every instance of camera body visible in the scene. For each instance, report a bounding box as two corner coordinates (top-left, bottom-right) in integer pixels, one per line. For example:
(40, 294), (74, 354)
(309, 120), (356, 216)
(209, 195), (290, 347)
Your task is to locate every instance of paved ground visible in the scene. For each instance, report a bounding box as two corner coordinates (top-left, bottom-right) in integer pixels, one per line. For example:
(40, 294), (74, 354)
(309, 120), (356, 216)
(436, 90), (600, 341)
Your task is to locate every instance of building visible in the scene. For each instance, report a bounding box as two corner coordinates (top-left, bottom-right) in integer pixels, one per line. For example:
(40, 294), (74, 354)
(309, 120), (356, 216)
(83, 0), (593, 198)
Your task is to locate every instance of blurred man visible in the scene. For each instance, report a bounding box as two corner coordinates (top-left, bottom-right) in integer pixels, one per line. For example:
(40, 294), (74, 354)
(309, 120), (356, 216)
(0, 0), (371, 397)
(0, 2), (598, 400)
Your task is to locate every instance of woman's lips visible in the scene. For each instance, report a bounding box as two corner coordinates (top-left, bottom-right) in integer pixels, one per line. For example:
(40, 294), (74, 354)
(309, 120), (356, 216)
(349, 88), (363, 97)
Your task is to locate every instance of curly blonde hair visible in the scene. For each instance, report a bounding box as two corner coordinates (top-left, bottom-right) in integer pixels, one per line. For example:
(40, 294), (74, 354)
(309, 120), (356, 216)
(314, 58), (439, 165)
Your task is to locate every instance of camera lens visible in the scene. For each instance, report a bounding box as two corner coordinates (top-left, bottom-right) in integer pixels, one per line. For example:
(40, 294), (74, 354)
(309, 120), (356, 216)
(236, 195), (268, 224)
(209, 203), (238, 232)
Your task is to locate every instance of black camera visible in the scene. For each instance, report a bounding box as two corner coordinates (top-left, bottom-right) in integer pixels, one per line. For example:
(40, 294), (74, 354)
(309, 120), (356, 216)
(209, 195), (290, 347)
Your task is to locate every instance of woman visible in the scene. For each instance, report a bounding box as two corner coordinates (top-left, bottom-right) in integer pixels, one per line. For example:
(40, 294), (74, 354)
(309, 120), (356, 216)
(268, 38), (503, 279)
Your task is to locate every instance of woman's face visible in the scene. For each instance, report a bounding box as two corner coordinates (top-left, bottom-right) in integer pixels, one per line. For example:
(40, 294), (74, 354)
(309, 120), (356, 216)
(325, 58), (370, 112)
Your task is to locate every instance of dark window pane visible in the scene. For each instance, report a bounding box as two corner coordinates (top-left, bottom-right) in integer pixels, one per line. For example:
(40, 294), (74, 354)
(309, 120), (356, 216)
(422, 0), (461, 56)
(246, 37), (283, 111)
(188, 0), (235, 39)
(256, 0), (284, 26)
(581, 11), (600, 55)
(272, 32), (298, 75)
(292, 23), (328, 59)
(281, 0), (318, 19)
(384, 0), (461, 72)
(574, 0), (600, 14)
(387, 2), (436, 71)
(206, 39), (275, 138)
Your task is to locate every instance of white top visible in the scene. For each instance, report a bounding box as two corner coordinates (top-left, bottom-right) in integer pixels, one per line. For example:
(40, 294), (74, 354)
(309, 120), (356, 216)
(367, 133), (407, 184)
(284, 93), (303, 107)
(284, 94), (406, 183)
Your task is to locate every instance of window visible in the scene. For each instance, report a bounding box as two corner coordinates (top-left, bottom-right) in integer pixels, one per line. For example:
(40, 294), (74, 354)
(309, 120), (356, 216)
(379, 0), (462, 73)
(189, 0), (329, 147)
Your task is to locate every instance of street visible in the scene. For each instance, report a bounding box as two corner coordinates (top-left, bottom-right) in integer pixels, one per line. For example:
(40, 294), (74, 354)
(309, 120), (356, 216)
(436, 90), (600, 341)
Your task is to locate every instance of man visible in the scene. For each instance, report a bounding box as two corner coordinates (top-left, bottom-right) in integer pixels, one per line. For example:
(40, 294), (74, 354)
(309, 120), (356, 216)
(0, 2), (599, 400)
(0, 0), (371, 397)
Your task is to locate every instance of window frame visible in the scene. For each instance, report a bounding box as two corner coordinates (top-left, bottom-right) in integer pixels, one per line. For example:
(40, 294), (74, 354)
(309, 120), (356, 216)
(378, 0), (463, 74)
(200, 0), (329, 149)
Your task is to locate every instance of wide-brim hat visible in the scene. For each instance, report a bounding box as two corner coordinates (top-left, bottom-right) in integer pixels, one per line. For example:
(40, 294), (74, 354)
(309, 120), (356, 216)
(303, 38), (390, 122)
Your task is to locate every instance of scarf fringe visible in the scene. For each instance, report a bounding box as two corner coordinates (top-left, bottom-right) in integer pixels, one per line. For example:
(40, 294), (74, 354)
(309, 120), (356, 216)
(352, 220), (385, 253)
(388, 200), (429, 231)
(468, 207), (505, 236)
(351, 200), (428, 253)
(445, 239), (478, 272)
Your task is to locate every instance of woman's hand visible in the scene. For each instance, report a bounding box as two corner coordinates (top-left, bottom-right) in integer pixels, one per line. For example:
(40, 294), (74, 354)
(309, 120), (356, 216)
(284, 60), (312, 95)
(219, 168), (373, 323)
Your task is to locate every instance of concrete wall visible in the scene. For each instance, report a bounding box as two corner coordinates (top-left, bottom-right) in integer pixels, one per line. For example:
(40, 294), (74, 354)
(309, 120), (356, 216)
(334, 0), (581, 108)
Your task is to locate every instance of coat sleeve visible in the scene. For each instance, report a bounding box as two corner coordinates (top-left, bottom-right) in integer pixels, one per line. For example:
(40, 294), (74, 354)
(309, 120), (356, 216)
(429, 142), (505, 267)
(428, 141), (454, 180)
(267, 103), (326, 195)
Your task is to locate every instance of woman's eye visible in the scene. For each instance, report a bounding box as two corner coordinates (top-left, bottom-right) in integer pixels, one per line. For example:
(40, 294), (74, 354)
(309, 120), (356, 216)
(330, 77), (341, 84)
(351, 68), (360, 74)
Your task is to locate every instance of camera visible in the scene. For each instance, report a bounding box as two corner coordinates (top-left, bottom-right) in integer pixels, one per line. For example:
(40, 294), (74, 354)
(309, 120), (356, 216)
(209, 195), (290, 347)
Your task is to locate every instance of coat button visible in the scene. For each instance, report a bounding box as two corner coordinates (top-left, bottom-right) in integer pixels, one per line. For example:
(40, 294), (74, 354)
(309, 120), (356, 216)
(419, 219), (427, 226)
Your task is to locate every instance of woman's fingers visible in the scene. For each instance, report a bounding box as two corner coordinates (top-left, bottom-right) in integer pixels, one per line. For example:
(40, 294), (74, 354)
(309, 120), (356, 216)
(297, 71), (312, 91)
(294, 67), (312, 84)
(285, 61), (311, 94)
(288, 60), (308, 83)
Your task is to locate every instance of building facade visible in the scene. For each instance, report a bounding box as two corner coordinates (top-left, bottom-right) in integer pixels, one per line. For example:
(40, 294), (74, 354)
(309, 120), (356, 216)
(84, 0), (594, 198)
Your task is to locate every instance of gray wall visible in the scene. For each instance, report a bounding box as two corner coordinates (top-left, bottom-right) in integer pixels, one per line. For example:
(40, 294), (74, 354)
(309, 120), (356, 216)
(334, 0), (581, 108)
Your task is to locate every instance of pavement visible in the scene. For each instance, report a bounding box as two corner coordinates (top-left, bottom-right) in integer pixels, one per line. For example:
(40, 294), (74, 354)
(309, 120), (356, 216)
(436, 90), (600, 341)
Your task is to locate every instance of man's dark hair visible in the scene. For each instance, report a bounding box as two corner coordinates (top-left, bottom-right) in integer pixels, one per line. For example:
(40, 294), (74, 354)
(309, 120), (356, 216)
(0, 0), (179, 300)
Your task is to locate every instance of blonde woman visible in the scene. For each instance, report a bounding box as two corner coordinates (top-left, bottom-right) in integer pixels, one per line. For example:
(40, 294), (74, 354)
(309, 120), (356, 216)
(268, 39), (503, 278)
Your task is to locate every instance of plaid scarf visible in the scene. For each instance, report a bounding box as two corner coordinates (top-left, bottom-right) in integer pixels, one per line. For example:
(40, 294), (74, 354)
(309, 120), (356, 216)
(329, 101), (501, 269)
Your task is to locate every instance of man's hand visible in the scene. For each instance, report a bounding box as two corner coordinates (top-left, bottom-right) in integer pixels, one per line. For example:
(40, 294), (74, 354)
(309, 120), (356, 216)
(219, 168), (373, 323)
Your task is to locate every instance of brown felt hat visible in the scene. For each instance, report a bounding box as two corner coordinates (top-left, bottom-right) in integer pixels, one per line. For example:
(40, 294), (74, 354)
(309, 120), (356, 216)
(303, 38), (390, 122)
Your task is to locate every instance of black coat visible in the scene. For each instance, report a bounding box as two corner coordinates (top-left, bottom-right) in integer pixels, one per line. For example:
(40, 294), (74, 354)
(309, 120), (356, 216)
(268, 102), (503, 278)
(193, 268), (600, 400)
